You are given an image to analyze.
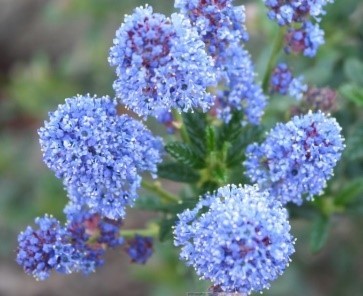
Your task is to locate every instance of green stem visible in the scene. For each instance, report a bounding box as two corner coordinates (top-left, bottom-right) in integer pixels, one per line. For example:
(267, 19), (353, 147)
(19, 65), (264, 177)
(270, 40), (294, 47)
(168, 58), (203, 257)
(262, 27), (285, 93)
(141, 180), (179, 203)
(172, 109), (190, 143)
(120, 224), (159, 238)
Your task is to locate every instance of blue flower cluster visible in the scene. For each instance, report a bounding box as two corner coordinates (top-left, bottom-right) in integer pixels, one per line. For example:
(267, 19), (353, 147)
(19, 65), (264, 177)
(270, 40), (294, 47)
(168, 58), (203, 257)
(285, 21), (324, 58)
(270, 63), (307, 100)
(18, 0), (343, 292)
(264, 0), (333, 26)
(38, 94), (163, 219)
(109, 5), (216, 118)
(126, 235), (153, 264)
(17, 215), (68, 280)
(244, 111), (344, 205)
(174, 0), (248, 57)
(214, 44), (267, 125)
(264, 0), (333, 57)
(17, 206), (125, 280)
(176, 0), (266, 125)
(174, 184), (295, 294)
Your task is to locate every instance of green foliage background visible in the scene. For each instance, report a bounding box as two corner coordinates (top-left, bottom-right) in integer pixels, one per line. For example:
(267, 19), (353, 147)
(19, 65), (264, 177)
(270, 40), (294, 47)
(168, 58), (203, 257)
(0, 0), (363, 295)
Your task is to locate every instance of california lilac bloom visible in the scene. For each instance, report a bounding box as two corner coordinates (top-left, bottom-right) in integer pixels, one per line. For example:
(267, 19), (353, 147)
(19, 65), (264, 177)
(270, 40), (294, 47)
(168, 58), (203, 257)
(109, 6), (216, 118)
(126, 235), (153, 264)
(38, 94), (163, 219)
(174, 184), (295, 294)
(64, 204), (124, 272)
(174, 0), (248, 57)
(264, 0), (334, 26)
(305, 87), (337, 113)
(215, 44), (267, 125)
(270, 63), (307, 100)
(285, 21), (324, 57)
(16, 215), (81, 280)
(244, 111), (344, 205)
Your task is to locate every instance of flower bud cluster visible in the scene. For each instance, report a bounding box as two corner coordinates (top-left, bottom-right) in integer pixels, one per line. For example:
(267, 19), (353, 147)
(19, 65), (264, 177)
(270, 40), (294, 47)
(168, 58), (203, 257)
(264, 0), (333, 57)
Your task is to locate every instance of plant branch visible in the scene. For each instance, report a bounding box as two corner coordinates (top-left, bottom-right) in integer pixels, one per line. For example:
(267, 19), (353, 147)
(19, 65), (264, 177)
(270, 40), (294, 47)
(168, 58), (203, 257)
(262, 27), (285, 93)
(141, 180), (179, 203)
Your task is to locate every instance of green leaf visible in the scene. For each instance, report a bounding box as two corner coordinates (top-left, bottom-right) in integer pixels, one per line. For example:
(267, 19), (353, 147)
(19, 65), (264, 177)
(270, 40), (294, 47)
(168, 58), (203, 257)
(310, 215), (330, 253)
(339, 84), (363, 106)
(157, 162), (200, 183)
(165, 142), (205, 169)
(182, 111), (207, 157)
(334, 178), (363, 206)
(344, 123), (363, 161)
(226, 125), (263, 167)
(205, 126), (216, 153)
(217, 111), (244, 148)
(344, 58), (363, 85)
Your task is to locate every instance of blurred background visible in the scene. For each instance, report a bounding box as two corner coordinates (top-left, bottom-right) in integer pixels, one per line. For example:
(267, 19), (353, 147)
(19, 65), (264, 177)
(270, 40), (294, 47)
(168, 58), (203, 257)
(0, 0), (363, 295)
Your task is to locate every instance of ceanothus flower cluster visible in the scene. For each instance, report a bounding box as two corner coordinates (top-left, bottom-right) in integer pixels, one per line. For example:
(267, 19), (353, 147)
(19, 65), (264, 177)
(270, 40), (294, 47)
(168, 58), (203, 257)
(17, 0), (343, 291)
(16, 215), (92, 280)
(174, 184), (295, 294)
(263, 0), (333, 57)
(215, 44), (267, 124)
(264, 0), (333, 26)
(126, 235), (154, 264)
(270, 63), (307, 100)
(285, 21), (324, 58)
(17, 205), (125, 280)
(176, 0), (266, 125)
(244, 111), (344, 205)
(174, 0), (248, 57)
(38, 94), (163, 219)
(109, 5), (216, 118)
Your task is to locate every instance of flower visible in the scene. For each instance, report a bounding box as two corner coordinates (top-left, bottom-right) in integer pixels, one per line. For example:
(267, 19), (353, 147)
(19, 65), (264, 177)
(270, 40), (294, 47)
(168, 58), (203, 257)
(38, 94), (163, 219)
(284, 21), (324, 57)
(64, 203), (124, 273)
(175, 0), (248, 57)
(174, 184), (295, 294)
(109, 5), (216, 118)
(244, 111), (345, 205)
(16, 215), (80, 280)
(214, 44), (267, 125)
(264, 0), (334, 26)
(270, 63), (307, 100)
(126, 235), (153, 264)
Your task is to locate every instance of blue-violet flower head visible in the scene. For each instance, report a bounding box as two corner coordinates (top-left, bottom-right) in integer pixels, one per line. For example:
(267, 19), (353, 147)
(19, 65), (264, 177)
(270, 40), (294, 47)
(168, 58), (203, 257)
(285, 21), (324, 57)
(244, 111), (345, 205)
(38, 94), (163, 219)
(175, 0), (248, 58)
(264, 0), (334, 26)
(109, 5), (216, 118)
(126, 235), (153, 264)
(270, 63), (307, 100)
(17, 215), (80, 280)
(174, 184), (295, 294)
(214, 44), (267, 125)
